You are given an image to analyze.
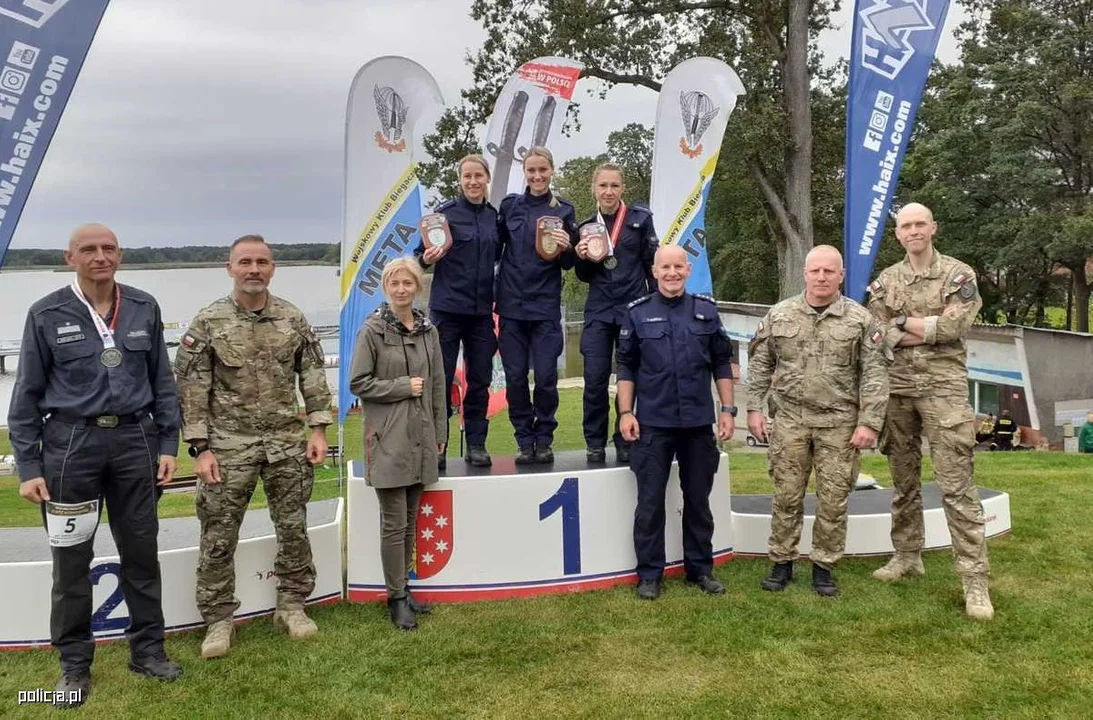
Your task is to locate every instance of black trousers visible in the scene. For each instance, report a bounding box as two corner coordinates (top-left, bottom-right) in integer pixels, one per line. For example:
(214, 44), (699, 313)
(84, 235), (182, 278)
(580, 318), (626, 450)
(498, 317), (563, 448)
(630, 425), (720, 581)
(432, 310), (497, 448)
(40, 416), (165, 671)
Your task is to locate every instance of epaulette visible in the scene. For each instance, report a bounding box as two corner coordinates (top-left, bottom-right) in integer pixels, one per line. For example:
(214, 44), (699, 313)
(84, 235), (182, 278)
(435, 198), (457, 212)
(694, 293), (717, 304)
(627, 294), (653, 309)
(554, 195), (574, 208)
(629, 202), (650, 214)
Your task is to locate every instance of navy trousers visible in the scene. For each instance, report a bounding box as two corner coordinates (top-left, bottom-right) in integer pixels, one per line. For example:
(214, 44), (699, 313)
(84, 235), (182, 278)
(432, 310), (497, 448)
(580, 318), (626, 450)
(630, 425), (720, 581)
(498, 317), (563, 449)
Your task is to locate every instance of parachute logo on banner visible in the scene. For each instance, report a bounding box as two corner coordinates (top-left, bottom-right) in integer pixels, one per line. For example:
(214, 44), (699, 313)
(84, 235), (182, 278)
(373, 85), (408, 153)
(859, 0), (936, 80)
(484, 56), (583, 202)
(0, 0), (71, 28)
(678, 91), (718, 159)
(339, 56), (444, 422)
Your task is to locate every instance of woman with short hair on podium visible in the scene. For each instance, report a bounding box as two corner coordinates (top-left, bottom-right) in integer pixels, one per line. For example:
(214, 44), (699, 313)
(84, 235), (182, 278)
(349, 257), (447, 630)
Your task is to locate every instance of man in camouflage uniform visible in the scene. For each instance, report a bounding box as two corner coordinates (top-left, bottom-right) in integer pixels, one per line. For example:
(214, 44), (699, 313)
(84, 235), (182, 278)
(867, 203), (994, 621)
(174, 235), (333, 658)
(746, 245), (889, 597)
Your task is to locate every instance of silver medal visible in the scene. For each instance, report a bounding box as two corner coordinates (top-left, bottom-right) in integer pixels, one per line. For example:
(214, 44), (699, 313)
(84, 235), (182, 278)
(603, 256), (618, 270)
(100, 347), (122, 368)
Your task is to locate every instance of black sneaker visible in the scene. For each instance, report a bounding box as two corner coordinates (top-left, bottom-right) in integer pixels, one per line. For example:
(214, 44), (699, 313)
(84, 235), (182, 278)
(760, 561), (794, 592)
(811, 563), (839, 597)
(465, 445), (492, 467)
(615, 444), (631, 463)
(54, 668), (90, 708)
(586, 447), (606, 463)
(534, 446), (555, 463)
(128, 651), (183, 682)
(686, 575), (726, 595)
(636, 578), (661, 600)
(515, 446), (537, 465)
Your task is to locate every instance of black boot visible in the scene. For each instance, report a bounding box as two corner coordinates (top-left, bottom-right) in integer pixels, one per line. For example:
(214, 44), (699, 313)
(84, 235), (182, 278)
(465, 445), (492, 467)
(811, 563), (839, 597)
(437, 455), (447, 471)
(534, 445), (555, 463)
(128, 651), (183, 681)
(388, 596), (417, 630)
(760, 561), (794, 592)
(54, 668), (91, 708)
(586, 447), (606, 463)
(407, 591), (433, 615)
(515, 446), (537, 465)
(615, 444), (631, 463)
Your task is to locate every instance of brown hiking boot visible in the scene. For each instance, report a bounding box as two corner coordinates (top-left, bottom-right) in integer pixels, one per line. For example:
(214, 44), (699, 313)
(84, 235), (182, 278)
(872, 551), (925, 581)
(273, 603), (318, 639)
(963, 574), (995, 621)
(201, 619), (235, 659)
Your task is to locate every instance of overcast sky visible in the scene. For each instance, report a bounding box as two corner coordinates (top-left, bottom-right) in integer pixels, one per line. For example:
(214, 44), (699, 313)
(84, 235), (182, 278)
(8, 0), (966, 250)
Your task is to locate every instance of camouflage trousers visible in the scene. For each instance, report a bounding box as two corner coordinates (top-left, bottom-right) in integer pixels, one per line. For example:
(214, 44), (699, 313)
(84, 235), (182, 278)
(195, 454), (316, 624)
(882, 395), (989, 575)
(767, 416), (859, 567)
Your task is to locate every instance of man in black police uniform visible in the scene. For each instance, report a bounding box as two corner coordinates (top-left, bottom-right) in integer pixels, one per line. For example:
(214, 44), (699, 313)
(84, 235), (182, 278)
(616, 244), (736, 600)
(8, 223), (182, 708)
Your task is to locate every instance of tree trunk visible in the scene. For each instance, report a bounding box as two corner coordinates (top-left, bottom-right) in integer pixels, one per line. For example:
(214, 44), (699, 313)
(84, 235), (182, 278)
(1074, 265), (1090, 334)
(1066, 281), (1073, 330)
(779, 0), (814, 299)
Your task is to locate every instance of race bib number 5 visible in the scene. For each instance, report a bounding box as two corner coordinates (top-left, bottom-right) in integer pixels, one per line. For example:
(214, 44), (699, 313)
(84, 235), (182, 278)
(45, 500), (100, 547)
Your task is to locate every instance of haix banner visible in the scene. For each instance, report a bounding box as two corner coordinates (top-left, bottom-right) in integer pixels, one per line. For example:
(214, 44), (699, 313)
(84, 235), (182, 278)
(484, 56), (583, 203)
(844, 0), (951, 302)
(650, 57), (744, 296)
(339, 56), (443, 421)
(0, 0), (110, 269)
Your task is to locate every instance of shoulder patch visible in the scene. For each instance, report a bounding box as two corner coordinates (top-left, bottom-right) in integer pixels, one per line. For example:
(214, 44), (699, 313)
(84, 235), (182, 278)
(180, 332), (206, 353)
(628, 294), (653, 309)
(756, 320), (764, 334)
(868, 279), (884, 294)
(958, 282), (978, 300)
(871, 329), (884, 344)
(952, 272), (969, 286)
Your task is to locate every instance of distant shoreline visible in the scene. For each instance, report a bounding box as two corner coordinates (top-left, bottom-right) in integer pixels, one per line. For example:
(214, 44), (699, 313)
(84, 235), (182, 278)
(2, 261), (339, 272)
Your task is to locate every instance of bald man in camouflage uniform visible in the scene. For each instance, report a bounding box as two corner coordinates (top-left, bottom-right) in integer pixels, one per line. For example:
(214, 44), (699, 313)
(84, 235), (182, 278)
(747, 246), (889, 597)
(867, 203), (993, 620)
(175, 235), (332, 658)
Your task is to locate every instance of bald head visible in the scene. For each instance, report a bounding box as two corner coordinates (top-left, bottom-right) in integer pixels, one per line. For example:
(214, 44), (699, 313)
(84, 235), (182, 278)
(805, 244), (843, 268)
(894, 202), (938, 257)
(895, 202), (933, 225)
(803, 244), (844, 305)
(652, 244), (692, 297)
(69, 223), (118, 251)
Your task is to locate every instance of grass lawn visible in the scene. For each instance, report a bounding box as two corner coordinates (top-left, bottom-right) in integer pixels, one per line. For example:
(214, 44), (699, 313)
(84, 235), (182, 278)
(1, 390), (1092, 716)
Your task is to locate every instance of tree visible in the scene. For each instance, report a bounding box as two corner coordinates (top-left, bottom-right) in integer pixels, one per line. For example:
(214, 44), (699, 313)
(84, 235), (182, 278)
(420, 0), (843, 298)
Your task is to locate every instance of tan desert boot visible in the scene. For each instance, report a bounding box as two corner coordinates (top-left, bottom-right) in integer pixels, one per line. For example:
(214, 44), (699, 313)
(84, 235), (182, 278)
(201, 619), (234, 659)
(273, 603), (318, 640)
(872, 551), (926, 581)
(963, 574), (995, 621)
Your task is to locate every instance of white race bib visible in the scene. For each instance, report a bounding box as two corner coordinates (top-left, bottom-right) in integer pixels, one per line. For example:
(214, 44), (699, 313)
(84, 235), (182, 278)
(45, 500), (100, 548)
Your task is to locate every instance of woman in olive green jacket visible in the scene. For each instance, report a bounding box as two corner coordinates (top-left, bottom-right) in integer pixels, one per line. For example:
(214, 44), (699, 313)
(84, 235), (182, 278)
(350, 257), (447, 630)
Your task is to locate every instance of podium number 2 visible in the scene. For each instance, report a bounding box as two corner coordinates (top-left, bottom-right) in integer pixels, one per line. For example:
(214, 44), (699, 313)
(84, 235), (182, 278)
(539, 477), (581, 575)
(90, 563), (128, 632)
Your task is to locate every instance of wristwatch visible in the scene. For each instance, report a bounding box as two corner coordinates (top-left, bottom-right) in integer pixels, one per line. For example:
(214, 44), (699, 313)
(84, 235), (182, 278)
(188, 441), (210, 458)
(894, 314), (908, 330)
(720, 405), (738, 417)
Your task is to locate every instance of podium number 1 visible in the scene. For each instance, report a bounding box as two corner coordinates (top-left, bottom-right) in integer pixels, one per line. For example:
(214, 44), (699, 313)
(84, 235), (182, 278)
(539, 477), (581, 575)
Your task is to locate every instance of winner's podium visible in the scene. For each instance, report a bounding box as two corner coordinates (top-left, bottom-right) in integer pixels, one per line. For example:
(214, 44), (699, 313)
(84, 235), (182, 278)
(347, 451), (734, 602)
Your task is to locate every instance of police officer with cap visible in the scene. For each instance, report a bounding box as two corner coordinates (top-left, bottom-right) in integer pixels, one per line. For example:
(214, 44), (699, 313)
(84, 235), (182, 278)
(574, 163), (657, 464)
(616, 244), (736, 600)
(8, 223), (183, 708)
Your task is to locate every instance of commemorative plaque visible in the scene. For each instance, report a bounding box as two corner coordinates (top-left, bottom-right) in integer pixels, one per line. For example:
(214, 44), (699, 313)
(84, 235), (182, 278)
(536, 216), (566, 261)
(419, 213), (453, 255)
(580, 223), (610, 263)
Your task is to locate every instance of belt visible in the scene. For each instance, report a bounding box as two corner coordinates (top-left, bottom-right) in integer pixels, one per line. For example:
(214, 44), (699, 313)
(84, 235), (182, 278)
(50, 412), (150, 428)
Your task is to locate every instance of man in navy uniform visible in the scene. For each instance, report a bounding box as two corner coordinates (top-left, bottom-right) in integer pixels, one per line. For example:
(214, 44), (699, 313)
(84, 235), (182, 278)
(8, 223), (183, 708)
(616, 244), (736, 600)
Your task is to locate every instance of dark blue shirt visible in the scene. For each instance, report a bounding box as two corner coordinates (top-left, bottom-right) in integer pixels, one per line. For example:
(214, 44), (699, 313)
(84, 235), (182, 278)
(575, 203), (658, 324)
(7, 284), (181, 481)
(495, 190), (578, 321)
(415, 195), (498, 316)
(616, 291), (734, 429)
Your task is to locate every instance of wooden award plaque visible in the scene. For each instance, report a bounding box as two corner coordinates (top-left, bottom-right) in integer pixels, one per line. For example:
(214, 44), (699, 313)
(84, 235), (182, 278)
(580, 223), (610, 263)
(419, 213), (453, 255)
(536, 216), (566, 261)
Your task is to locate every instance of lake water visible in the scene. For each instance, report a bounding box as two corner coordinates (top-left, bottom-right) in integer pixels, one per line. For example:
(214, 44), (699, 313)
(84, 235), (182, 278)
(0, 266), (341, 425)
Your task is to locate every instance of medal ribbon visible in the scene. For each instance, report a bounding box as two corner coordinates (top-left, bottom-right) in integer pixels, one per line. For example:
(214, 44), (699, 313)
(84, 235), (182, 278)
(70, 281), (120, 349)
(596, 202), (628, 257)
